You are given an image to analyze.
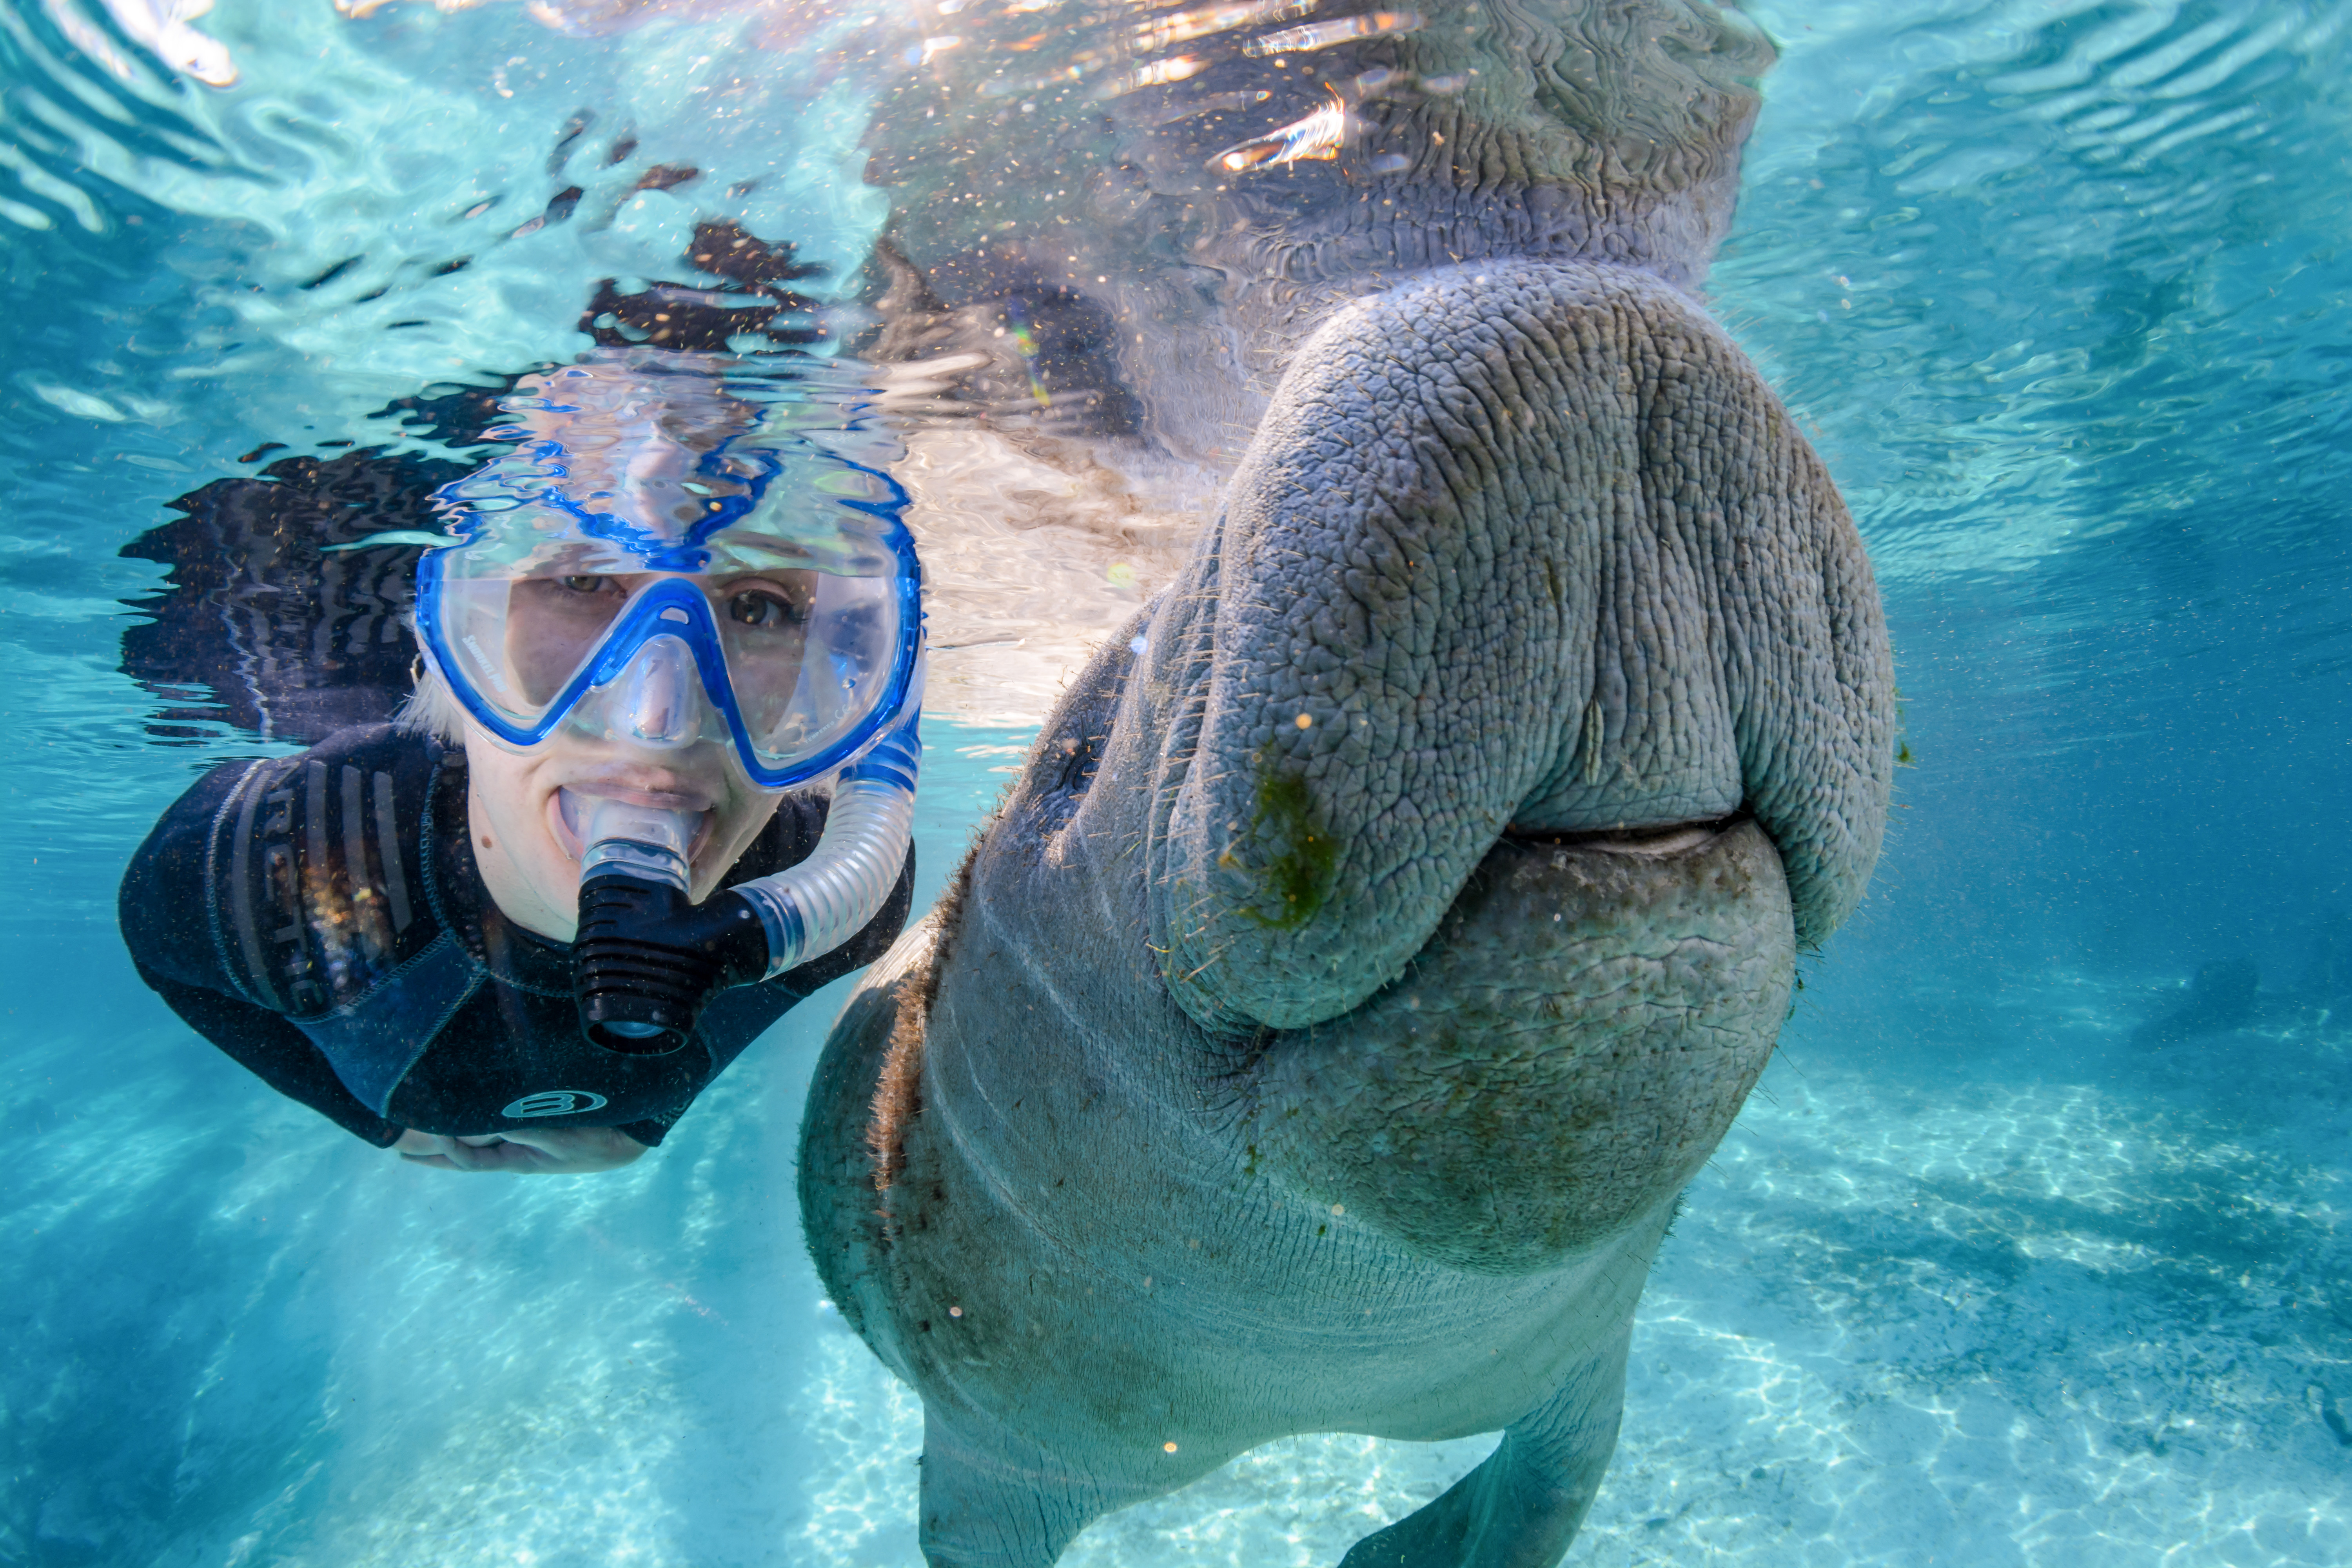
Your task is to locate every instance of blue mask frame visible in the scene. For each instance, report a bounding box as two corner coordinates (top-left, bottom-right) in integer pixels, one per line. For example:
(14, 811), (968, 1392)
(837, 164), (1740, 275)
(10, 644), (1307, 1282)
(415, 525), (924, 792)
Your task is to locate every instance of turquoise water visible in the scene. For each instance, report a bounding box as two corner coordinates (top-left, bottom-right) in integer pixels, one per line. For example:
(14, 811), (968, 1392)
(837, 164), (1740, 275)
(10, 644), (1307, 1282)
(3, 0), (2349, 1563)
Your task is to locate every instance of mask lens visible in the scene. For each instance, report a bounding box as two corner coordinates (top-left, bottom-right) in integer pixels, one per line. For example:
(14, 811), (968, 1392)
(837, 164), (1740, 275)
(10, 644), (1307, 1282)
(711, 572), (817, 684)
(719, 569), (899, 769)
(506, 575), (633, 707)
(713, 570), (820, 757)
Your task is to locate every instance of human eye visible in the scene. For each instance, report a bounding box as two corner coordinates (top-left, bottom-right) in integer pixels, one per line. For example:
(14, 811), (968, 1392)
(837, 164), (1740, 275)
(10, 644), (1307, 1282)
(513, 575), (624, 622)
(725, 579), (813, 631)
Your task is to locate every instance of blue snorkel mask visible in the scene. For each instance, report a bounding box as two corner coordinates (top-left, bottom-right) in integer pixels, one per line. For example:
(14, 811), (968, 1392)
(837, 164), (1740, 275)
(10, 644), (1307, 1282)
(415, 358), (924, 1054)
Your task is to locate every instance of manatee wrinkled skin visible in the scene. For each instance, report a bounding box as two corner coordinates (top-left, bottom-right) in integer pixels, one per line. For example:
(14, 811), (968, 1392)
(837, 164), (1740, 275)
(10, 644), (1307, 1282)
(802, 6), (1894, 1564)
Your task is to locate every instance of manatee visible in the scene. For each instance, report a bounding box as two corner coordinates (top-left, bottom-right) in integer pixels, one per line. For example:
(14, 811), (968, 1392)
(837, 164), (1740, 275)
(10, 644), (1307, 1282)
(800, 4), (1895, 1563)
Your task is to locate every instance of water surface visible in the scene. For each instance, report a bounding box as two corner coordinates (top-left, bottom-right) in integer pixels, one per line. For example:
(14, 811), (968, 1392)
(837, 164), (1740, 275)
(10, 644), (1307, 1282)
(2, 0), (2347, 1562)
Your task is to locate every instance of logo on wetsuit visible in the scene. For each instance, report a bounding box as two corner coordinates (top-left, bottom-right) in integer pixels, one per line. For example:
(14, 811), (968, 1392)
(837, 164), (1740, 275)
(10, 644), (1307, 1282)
(503, 1089), (610, 1118)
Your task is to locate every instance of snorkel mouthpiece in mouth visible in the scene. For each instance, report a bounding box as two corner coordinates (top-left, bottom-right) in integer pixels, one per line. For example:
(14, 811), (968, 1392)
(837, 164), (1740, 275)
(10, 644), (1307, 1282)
(568, 699), (924, 1056)
(574, 795), (697, 893)
(571, 794), (760, 1055)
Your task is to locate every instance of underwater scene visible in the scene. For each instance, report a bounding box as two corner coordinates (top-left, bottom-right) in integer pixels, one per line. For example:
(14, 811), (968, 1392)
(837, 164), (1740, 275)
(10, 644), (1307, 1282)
(2, 0), (2348, 1563)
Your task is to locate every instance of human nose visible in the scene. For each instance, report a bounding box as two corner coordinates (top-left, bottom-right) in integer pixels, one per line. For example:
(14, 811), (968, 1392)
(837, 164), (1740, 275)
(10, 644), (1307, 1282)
(616, 633), (705, 748)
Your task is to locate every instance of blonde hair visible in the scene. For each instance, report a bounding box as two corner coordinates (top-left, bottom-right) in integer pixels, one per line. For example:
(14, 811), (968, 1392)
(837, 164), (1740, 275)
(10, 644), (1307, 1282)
(396, 645), (470, 748)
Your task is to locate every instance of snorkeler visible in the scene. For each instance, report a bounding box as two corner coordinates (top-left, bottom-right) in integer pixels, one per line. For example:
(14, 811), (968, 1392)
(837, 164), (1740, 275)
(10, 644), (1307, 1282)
(118, 353), (924, 1175)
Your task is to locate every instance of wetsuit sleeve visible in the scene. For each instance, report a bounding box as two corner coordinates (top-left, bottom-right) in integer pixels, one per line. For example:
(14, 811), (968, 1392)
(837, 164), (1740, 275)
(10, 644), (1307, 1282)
(135, 964), (402, 1147)
(119, 760), (402, 1148)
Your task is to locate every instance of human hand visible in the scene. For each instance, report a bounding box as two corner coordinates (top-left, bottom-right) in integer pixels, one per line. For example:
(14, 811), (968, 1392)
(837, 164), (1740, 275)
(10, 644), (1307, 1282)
(392, 1125), (648, 1174)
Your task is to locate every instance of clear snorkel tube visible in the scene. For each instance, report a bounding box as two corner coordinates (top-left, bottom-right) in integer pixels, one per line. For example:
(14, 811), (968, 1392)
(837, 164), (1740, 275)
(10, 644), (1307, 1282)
(731, 657), (922, 976)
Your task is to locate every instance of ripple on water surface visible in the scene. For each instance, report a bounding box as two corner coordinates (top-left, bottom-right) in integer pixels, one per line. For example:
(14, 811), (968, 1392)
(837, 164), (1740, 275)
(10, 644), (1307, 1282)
(1, 0), (2347, 1562)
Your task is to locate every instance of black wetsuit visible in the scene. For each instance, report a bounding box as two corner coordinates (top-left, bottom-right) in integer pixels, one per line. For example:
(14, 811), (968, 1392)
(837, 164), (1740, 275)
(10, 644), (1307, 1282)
(119, 723), (913, 1148)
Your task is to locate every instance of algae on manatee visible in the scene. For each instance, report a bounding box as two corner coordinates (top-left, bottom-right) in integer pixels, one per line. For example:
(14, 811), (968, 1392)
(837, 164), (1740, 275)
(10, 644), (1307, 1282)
(1225, 759), (1342, 931)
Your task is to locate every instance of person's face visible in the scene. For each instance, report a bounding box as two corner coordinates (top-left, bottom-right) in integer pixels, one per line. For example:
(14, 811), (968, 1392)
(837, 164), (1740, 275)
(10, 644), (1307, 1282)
(461, 568), (812, 942)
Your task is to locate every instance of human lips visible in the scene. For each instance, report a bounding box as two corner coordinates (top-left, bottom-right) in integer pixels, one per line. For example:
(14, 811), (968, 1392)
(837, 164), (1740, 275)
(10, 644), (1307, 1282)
(549, 780), (717, 864)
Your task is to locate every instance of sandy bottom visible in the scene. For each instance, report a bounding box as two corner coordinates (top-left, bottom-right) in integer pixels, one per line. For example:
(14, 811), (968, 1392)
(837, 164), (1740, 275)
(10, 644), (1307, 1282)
(11, 952), (2345, 1568)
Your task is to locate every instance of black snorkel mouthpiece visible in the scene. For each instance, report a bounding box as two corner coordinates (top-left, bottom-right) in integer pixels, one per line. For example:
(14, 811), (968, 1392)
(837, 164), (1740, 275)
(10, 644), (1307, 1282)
(571, 801), (764, 1055)
(566, 697), (925, 1054)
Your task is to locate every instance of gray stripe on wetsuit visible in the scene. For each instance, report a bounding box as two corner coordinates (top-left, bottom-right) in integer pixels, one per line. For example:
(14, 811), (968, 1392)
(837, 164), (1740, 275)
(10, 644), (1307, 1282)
(225, 760), (284, 1011)
(205, 759), (269, 1009)
(340, 765), (368, 917)
(370, 768), (413, 933)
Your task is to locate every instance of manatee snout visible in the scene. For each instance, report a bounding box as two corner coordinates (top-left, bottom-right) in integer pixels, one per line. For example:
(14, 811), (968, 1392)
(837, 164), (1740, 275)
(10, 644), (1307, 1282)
(1085, 255), (1893, 1279)
(1140, 257), (1891, 1046)
(1243, 818), (1795, 1273)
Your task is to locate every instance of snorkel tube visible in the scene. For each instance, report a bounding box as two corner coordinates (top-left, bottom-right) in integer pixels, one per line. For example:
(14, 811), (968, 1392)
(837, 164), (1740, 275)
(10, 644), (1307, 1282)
(571, 673), (922, 1054)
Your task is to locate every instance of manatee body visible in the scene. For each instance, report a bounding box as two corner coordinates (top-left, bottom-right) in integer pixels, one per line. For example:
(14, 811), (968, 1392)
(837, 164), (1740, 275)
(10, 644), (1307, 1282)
(802, 6), (1895, 1564)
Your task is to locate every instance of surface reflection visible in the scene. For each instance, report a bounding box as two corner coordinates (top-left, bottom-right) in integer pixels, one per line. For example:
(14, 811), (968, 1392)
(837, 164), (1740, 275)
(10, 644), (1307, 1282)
(839, 0), (1777, 711)
(0, 0), (2344, 1562)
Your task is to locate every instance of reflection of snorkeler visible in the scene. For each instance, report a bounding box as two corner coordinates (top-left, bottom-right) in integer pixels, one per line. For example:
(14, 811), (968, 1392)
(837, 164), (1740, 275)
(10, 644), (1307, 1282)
(118, 354), (924, 1174)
